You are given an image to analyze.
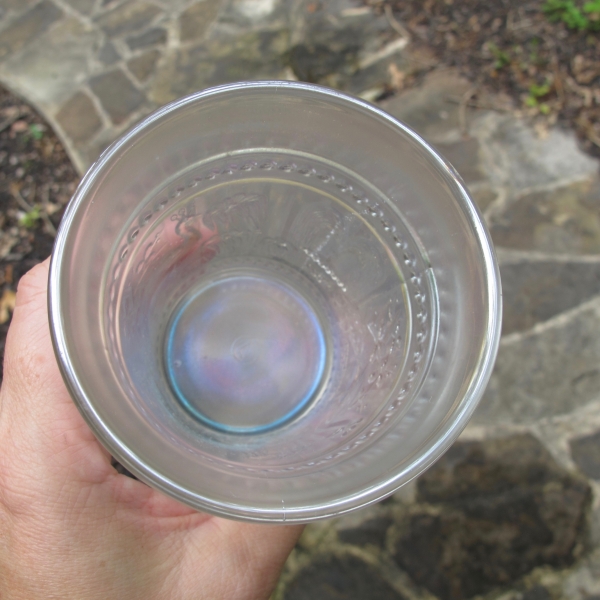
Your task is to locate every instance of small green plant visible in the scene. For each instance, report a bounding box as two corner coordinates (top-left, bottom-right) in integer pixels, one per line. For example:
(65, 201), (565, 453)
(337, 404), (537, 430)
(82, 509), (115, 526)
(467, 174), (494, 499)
(28, 123), (44, 141)
(584, 0), (600, 25)
(543, 0), (600, 30)
(529, 82), (552, 97)
(525, 81), (552, 113)
(19, 206), (41, 228)
(487, 43), (511, 69)
(539, 103), (552, 115)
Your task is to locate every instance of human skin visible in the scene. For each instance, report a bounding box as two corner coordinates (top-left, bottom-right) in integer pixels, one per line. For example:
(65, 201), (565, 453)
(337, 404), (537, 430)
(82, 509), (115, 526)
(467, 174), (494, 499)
(0, 258), (303, 599)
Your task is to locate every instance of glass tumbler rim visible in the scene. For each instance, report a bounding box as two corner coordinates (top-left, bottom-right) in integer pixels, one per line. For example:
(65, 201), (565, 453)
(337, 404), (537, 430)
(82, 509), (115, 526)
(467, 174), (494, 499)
(49, 80), (502, 522)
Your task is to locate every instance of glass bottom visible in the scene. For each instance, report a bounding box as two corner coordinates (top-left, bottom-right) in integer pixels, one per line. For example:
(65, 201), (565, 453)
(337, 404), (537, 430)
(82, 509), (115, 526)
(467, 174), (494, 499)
(165, 267), (327, 433)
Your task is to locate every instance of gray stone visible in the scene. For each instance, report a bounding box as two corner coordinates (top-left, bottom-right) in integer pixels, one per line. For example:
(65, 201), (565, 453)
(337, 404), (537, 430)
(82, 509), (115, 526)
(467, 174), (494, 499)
(284, 554), (405, 600)
(337, 516), (392, 548)
(126, 26), (166, 50)
(522, 586), (552, 600)
(127, 49), (159, 82)
(500, 259), (600, 335)
(149, 44), (211, 104)
(472, 112), (599, 196)
(286, 0), (399, 92)
(0, 0), (63, 60)
(0, 0), (38, 16)
(470, 185), (498, 211)
(288, 40), (359, 85)
(55, 91), (102, 143)
(89, 68), (145, 124)
(94, 1), (161, 37)
(476, 299), (600, 425)
(150, 29), (289, 104)
(98, 40), (120, 65)
(393, 435), (590, 600)
(489, 177), (600, 255)
(378, 69), (476, 142)
(179, 0), (221, 43)
(206, 31), (288, 85)
(436, 138), (485, 184)
(3, 17), (99, 108)
(82, 129), (120, 170)
(62, 0), (96, 16)
(204, 29), (289, 85)
(571, 431), (600, 480)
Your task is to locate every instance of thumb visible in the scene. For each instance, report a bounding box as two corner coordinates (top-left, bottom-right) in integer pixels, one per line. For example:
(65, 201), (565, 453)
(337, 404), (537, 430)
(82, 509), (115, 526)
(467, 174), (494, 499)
(0, 257), (111, 486)
(2, 258), (67, 404)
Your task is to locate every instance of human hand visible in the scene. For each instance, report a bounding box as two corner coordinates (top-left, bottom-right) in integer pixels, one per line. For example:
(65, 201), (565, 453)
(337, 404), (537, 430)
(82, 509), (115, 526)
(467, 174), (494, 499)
(0, 258), (303, 599)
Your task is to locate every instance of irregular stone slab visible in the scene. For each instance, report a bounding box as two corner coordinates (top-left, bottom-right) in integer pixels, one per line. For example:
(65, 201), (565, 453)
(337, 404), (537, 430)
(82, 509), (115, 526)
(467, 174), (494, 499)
(287, 0), (406, 94)
(472, 112), (599, 196)
(489, 177), (600, 255)
(571, 431), (600, 480)
(523, 587), (552, 600)
(126, 26), (166, 50)
(2, 17), (99, 108)
(0, 0), (63, 60)
(0, 0), (38, 22)
(0, 0), (39, 15)
(150, 29), (289, 104)
(89, 68), (145, 124)
(284, 554), (406, 600)
(55, 91), (102, 143)
(393, 434), (590, 600)
(469, 184), (498, 212)
(500, 258), (600, 335)
(94, 0), (161, 38)
(127, 49), (160, 82)
(378, 69), (475, 142)
(337, 516), (392, 548)
(82, 128), (123, 171)
(436, 138), (484, 184)
(179, 0), (222, 43)
(476, 298), (600, 425)
(98, 40), (120, 65)
(63, 0), (96, 16)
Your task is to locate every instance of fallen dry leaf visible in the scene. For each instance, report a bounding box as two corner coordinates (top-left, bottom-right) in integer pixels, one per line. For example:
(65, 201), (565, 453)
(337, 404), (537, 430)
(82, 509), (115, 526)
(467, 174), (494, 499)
(10, 120), (28, 133)
(0, 289), (16, 325)
(388, 62), (406, 90)
(0, 231), (18, 260)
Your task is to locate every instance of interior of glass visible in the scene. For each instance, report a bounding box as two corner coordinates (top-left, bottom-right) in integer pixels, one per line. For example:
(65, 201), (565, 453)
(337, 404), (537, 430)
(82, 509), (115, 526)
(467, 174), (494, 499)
(50, 82), (500, 521)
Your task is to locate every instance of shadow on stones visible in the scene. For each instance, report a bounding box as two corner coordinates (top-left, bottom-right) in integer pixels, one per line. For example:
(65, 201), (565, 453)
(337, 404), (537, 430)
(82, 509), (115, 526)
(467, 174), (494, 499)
(285, 1), (386, 87)
(337, 516), (393, 548)
(500, 260), (600, 335)
(571, 430), (600, 481)
(393, 434), (591, 600)
(288, 42), (358, 83)
(284, 554), (406, 600)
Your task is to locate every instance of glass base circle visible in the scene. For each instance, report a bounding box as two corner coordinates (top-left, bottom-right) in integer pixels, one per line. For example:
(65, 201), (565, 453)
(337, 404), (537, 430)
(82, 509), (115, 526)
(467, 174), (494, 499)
(165, 269), (327, 433)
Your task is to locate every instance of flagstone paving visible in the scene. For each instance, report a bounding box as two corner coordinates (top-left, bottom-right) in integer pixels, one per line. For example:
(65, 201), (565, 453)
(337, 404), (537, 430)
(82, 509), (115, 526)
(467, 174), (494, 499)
(1, 1), (600, 599)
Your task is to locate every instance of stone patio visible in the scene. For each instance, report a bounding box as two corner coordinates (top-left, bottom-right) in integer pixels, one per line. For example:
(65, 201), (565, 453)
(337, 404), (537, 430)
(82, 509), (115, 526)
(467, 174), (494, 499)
(1, 1), (600, 599)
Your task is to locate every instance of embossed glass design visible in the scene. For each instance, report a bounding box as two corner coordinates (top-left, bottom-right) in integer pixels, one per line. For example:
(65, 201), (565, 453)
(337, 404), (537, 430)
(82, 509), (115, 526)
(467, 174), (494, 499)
(49, 82), (501, 522)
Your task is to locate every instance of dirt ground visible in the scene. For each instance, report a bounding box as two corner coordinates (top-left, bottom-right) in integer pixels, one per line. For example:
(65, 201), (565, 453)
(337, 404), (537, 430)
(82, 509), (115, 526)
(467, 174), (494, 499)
(372, 0), (600, 155)
(0, 85), (79, 380)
